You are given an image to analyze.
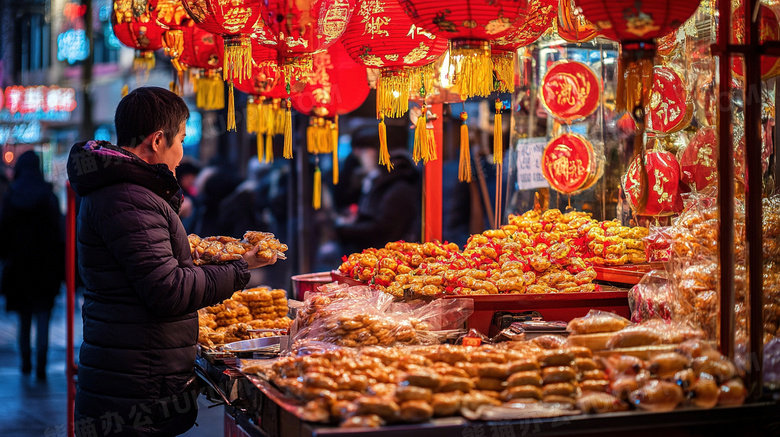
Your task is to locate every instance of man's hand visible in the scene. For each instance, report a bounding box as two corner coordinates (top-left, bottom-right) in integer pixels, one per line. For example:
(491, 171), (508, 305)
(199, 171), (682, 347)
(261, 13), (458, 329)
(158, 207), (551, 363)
(242, 245), (278, 269)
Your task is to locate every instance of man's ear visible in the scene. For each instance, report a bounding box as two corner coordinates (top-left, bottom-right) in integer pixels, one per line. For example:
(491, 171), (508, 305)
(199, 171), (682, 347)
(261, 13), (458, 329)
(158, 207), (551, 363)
(150, 130), (164, 153)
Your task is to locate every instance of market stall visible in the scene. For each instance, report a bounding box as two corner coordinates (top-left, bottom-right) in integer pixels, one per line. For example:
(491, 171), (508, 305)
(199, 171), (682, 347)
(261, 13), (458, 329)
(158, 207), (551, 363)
(63, 0), (780, 435)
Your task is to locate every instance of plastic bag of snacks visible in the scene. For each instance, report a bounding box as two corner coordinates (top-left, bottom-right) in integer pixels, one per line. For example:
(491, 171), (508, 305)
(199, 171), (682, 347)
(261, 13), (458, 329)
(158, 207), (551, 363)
(644, 226), (673, 263)
(289, 284), (473, 351)
(627, 270), (683, 324)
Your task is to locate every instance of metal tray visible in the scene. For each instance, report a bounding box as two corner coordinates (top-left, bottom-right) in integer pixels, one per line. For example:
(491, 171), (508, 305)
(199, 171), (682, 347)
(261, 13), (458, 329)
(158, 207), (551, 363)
(222, 336), (288, 353)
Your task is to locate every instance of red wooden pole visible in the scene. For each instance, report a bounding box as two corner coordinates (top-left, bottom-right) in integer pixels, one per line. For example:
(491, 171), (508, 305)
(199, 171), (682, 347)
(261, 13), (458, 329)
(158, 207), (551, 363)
(66, 183), (77, 436)
(424, 103), (443, 242)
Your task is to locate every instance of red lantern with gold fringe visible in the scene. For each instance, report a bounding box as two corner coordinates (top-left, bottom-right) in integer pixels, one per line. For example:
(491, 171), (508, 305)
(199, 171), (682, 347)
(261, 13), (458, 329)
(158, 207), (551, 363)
(112, 0), (165, 72)
(341, 0), (448, 172)
(492, 0), (556, 93)
(291, 42), (370, 209)
(182, 0), (264, 130)
(397, 0), (529, 99)
(179, 27), (224, 111)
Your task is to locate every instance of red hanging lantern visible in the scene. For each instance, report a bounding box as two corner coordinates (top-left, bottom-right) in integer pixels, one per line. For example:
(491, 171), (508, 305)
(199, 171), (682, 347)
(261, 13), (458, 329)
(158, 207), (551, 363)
(397, 0), (530, 99)
(679, 126), (717, 192)
(492, 0), (556, 93)
(539, 60), (601, 124)
(291, 42), (369, 209)
(556, 0), (599, 43)
(256, 0), (356, 78)
(182, 0), (264, 130)
(341, 0), (448, 118)
(112, 0), (165, 71)
(622, 150), (683, 217)
(180, 27), (224, 110)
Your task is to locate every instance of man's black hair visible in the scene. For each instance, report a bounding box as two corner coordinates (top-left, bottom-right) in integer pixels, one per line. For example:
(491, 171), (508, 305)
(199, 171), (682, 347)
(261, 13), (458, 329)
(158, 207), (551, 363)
(115, 87), (189, 149)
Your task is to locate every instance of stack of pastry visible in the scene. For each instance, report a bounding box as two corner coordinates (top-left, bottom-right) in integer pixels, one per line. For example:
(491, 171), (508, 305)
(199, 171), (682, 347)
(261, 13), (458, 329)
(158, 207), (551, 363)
(233, 287), (289, 320)
(566, 310), (631, 351)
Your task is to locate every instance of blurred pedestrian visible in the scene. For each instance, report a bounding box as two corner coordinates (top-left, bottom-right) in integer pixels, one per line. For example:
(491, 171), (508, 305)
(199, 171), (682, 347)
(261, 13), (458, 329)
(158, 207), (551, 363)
(0, 151), (64, 380)
(175, 159), (202, 233)
(334, 127), (421, 255)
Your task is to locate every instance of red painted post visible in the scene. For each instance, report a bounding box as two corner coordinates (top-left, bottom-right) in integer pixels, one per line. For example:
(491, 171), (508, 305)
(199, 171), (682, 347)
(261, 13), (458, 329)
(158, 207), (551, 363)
(424, 103), (444, 242)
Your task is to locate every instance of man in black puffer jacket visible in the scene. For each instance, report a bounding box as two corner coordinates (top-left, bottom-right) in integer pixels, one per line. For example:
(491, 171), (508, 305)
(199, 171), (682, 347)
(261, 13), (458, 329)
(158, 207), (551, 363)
(67, 87), (276, 436)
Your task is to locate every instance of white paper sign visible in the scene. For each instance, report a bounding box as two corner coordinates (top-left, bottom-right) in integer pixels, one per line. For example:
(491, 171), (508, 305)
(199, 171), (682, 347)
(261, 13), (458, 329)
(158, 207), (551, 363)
(515, 137), (549, 190)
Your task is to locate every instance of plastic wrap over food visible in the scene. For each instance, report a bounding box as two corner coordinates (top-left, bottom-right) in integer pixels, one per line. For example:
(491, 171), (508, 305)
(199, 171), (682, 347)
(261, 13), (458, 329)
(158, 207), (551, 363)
(644, 226), (673, 263)
(628, 270), (686, 324)
(289, 284), (473, 351)
(566, 309), (631, 335)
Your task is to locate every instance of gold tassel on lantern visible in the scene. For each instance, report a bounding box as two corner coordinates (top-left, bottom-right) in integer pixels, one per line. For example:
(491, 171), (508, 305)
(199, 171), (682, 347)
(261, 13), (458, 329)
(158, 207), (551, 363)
(413, 105), (436, 164)
(247, 99), (259, 134)
(378, 112), (393, 171)
(451, 40), (494, 99)
(332, 116), (339, 185)
(163, 29), (185, 96)
(313, 164), (322, 210)
(408, 64), (435, 99)
(283, 99), (293, 159)
(377, 70), (411, 118)
(459, 111), (472, 182)
(492, 51), (515, 94)
(121, 84), (129, 98)
(256, 133), (264, 163)
(494, 100), (503, 164)
(196, 71), (225, 111)
(306, 119), (317, 154)
(274, 99), (285, 136)
(317, 118), (330, 154)
(265, 133), (274, 163)
(227, 82), (236, 131)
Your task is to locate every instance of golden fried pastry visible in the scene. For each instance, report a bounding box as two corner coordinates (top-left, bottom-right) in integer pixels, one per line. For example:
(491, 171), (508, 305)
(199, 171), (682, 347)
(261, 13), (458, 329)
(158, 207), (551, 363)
(501, 385), (543, 401)
(717, 379), (747, 406)
(355, 396), (400, 421)
(576, 393), (629, 414)
(507, 359), (541, 373)
(399, 400), (433, 423)
(542, 382), (577, 398)
(431, 392), (462, 417)
(568, 312), (630, 335)
(648, 352), (690, 379)
(403, 369), (441, 389)
(395, 385), (432, 403)
(461, 392), (502, 410)
(629, 380), (684, 412)
(340, 414), (384, 428)
(542, 366), (577, 384)
(475, 363), (508, 379)
(507, 371), (543, 387)
(580, 379), (609, 393)
(538, 350), (575, 367)
(473, 377), (505, 391)
(580, 370), (607, 381)
(437, 376), (474, 393)
(542, 395), (576, 406)
(574, 358), (598, 372)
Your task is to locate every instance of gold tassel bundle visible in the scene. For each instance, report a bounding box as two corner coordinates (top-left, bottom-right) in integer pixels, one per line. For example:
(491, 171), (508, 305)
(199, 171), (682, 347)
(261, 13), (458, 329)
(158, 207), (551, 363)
(195, 72), (225, 111)
(121, 84), (129, 98)
(377, 70), (411, 118)
(494, 100), (503, 164)
(247, 99), (259, 134)
(227, 82), (236, 131)
(617, 53), (654, 118)
(273, 99), (285, 136)
(306, 119), (316, 154)
(265, 132), (274, 163)
(492, 51), (515, 94)
(317, 118), (330, 153)
(378, 112), (393, 171)
(408, 64), (435, 99)
(451, 40), (494, 99)
(459, 111), (472, 182)
(223, 36), (252, 133)
(413, 106), (436, 164)
(332, 115), (339, 185)
(313, 165), (322, 210)
(283, 99), (293, 159)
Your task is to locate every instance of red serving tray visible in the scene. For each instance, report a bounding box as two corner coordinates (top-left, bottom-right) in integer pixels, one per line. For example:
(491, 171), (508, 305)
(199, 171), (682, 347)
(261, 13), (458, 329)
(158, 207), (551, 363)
(593, 263), (662, 285)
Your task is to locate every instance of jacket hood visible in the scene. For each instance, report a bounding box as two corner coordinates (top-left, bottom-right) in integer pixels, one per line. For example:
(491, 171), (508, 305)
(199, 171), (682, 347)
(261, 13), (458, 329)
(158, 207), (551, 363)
(67, 140), (183, 212)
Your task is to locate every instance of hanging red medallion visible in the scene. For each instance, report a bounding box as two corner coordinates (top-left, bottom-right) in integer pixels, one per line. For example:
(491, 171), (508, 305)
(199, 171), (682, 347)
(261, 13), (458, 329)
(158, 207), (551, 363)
(679, 126), (717, 191)
(540, 61), (601, 123)
(646, 66), (691, 134)
(542, 133), (594, 193)
(622, 150), (683, 216)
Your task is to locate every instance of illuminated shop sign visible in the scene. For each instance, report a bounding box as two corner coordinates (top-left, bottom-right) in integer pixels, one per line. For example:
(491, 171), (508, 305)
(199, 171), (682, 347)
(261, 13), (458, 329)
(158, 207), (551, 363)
(0, 86), (77, 121)
(58, 29), (90, 64)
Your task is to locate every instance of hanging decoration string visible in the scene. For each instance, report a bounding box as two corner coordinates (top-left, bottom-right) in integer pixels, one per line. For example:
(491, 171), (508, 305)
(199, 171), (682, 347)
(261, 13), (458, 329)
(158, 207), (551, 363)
(459, 106), (472, 182)
(378, 112), (393, 171)
(332, 115), (340, 185)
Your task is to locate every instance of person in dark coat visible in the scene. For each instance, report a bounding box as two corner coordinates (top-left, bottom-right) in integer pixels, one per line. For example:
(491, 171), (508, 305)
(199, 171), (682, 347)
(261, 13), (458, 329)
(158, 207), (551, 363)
(0, 151), (64, 379)
(334, 127), (421, 255)
(67, 87), (276, 437)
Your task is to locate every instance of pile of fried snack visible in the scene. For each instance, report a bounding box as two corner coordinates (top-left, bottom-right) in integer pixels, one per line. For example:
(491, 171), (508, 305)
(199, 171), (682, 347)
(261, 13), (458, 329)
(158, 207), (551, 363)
(290, 283), (471, 349)
(338, 209), (648, 296)
(198, 287), (292, 348)
(246, 310), (745, 427)
(188, 231), (288, 266)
